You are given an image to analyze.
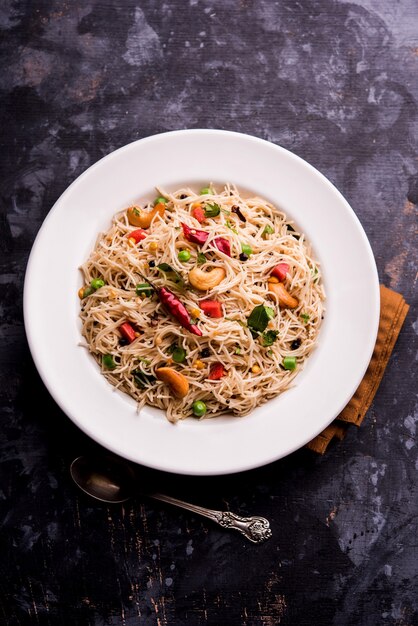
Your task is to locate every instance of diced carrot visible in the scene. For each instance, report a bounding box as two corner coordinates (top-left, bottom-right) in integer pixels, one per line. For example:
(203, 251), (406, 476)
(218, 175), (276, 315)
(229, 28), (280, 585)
(127, 229), (147, 243)
(191, 205), (206, 223)
(208, 362), (226, 380)
(119, 322), (136, 343)
(200, 300), (223, 318)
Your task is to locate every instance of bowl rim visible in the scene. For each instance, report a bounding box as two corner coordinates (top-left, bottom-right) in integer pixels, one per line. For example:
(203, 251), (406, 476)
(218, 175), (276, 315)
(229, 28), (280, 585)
(24, 129), (380, 475)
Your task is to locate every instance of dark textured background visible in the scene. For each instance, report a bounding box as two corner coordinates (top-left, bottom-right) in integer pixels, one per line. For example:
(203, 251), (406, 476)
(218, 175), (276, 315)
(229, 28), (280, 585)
(1, 1), (417, 624)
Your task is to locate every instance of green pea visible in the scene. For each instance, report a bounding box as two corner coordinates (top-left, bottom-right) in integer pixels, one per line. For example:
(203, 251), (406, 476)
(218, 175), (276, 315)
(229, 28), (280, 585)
(81, 286), (94, 298)
(178, 249), (191, 262)
(241, 243), (252, 256)
(154, 196), (168, 206)
(91, 278), (105, 290)
(192, 400), (207, 418)
(199, 187), (213, 195)
(172, 346), (186, 363)
(103, 354), (116, 370)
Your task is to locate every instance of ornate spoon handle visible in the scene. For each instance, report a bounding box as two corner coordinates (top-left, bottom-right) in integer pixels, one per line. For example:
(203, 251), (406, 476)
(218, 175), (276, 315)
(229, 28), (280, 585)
(150, 492), (272, 544)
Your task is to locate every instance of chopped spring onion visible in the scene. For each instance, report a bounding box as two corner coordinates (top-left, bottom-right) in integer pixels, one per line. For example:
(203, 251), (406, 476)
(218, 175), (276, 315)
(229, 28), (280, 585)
(283, 356), (297, 371)
(262, 224), (274, 238)
(241, 243), (252, 256)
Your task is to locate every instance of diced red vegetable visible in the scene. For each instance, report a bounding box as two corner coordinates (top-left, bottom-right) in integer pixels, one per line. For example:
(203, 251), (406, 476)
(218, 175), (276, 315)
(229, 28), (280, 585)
(119, 322), (137, 344)
(271, 263), (289, 282)
(213, 237), (231, 257)
(127, 228), (147, 243)
(208, 362), (226, 380)
(200, 299), (223, 318)
(181, 222), (209, 245)
(191, 206), (206, 224)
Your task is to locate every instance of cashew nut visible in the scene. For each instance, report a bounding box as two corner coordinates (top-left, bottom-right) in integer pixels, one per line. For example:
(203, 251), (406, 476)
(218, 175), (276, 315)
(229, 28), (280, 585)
(268, 279), (299, 309)
(189, 266), (226, 291)
(127, 203), (165, 228)
(155, 367), (189, 398)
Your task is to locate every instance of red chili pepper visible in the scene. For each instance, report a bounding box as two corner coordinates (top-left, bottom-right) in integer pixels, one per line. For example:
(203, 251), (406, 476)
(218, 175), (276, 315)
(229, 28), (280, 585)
(119, 322), (137, 343)
(200, 300), (223, 318)
(191, 206), (206, 224)
(181, 222), (209, 246)
(213, 237), (231, 257)
(127, 229), (147, 243)
(158, 287), (202, 336)
(208, 362), (226, 380)
(271, 263), (289, 282)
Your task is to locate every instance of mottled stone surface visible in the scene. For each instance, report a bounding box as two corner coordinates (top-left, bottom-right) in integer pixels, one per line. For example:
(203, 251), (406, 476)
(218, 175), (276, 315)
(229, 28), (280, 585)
(0, 1), (417, 624)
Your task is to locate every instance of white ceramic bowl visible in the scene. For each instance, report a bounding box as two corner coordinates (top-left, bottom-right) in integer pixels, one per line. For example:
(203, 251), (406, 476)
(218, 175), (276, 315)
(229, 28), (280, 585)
(24, 130), (379, 475)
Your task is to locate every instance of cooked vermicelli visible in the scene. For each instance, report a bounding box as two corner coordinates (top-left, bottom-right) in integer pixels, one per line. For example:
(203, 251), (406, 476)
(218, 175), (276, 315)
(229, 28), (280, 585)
(79, 184), (325, 422)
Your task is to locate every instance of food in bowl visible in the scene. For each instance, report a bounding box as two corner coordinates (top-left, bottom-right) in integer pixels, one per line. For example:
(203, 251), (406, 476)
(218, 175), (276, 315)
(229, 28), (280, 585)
(78, 184), (325, 422)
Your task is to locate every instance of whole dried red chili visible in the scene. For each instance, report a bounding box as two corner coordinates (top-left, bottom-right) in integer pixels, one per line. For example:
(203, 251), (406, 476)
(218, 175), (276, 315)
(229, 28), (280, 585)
(181, 222), (209, 246)
(137, 271), (202, 336)
(158, 287), (202, 336)
(213, 237), (231, 257)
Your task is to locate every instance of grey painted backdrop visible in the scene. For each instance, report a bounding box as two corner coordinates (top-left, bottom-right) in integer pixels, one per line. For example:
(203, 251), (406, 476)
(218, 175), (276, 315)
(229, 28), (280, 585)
(0, 1), (417, 625)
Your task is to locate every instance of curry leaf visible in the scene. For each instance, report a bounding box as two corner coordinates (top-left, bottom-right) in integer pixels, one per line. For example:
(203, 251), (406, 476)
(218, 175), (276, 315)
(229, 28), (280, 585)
(247, 305), (275, 335)
(157, 263), (185, 287)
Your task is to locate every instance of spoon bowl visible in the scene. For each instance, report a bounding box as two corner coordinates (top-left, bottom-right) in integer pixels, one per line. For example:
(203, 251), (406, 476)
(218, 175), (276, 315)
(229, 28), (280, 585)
(70, 455), (137, 504)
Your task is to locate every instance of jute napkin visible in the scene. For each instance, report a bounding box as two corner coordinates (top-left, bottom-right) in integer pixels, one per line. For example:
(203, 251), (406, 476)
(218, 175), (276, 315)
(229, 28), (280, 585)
(306, 285), (409, 454)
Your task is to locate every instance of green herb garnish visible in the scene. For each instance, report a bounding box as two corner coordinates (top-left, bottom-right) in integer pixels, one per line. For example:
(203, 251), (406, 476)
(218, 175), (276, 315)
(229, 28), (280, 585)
(241, 243), (252, 256)
(226, 219), (238, 234)
(300, 313), (310, 323)
(102, 354), (116, 370)
(197, 252), (207, 265)
(204, 203), (221, 218)
(133, 369), (155, 388)
(234, 346), (242, 355)
(262, 224), (274, 238)
(135, 283), (154, 297)
(247, 305), (275, 335)
(157, 263), (185, 287)
(261, 330), (278, 346)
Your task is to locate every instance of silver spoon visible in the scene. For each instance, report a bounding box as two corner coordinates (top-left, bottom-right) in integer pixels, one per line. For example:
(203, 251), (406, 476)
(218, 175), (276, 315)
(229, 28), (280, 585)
(70, 455), (272, 544)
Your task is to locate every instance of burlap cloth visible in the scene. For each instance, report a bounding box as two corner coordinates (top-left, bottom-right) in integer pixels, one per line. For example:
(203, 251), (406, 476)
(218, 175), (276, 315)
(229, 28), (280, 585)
(306, 285), (409, 454)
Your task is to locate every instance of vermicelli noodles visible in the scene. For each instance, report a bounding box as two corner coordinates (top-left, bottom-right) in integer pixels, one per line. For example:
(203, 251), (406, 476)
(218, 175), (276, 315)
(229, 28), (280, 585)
(79, 184), (325, 422)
